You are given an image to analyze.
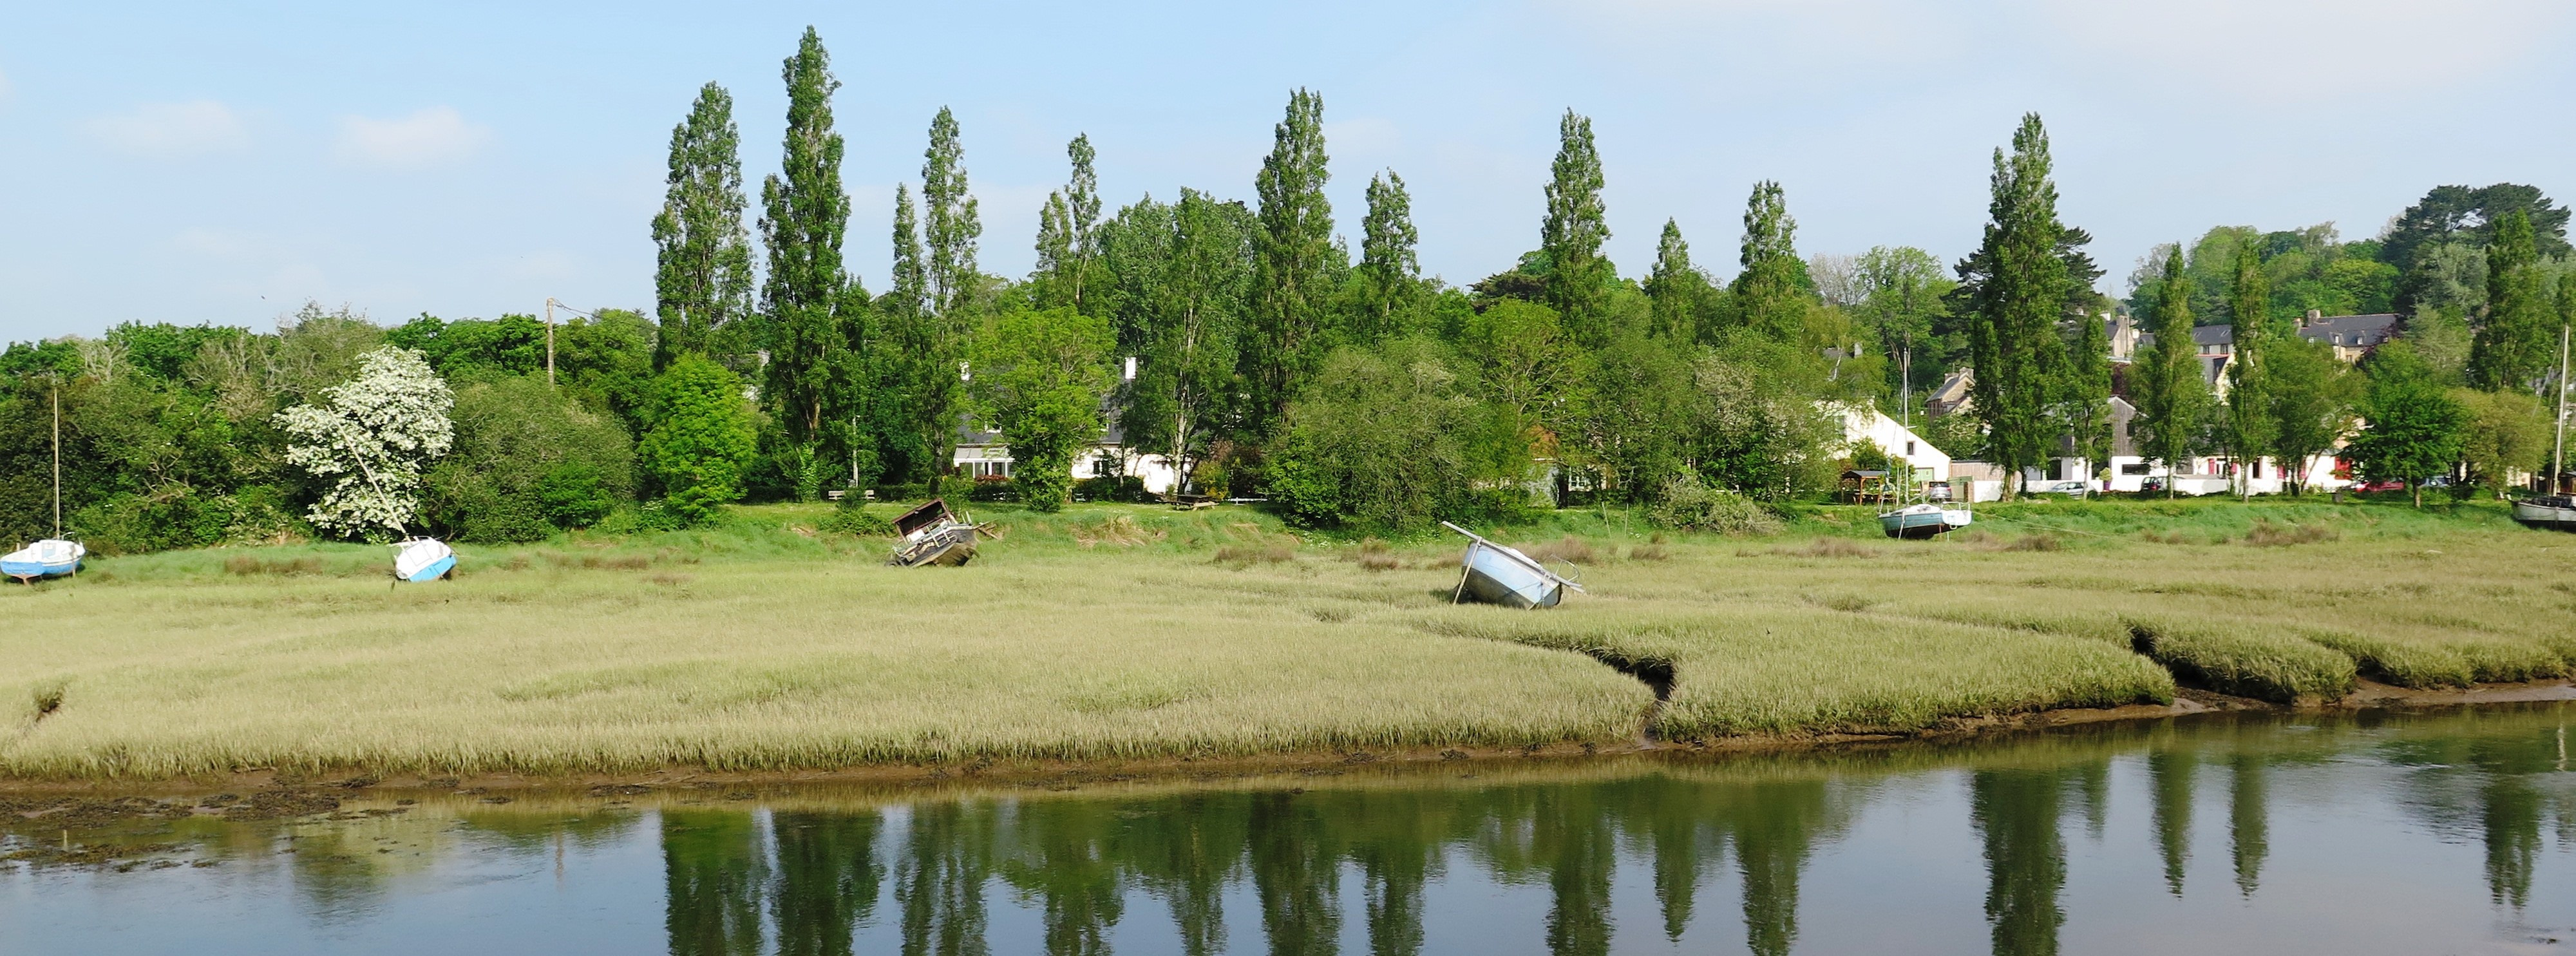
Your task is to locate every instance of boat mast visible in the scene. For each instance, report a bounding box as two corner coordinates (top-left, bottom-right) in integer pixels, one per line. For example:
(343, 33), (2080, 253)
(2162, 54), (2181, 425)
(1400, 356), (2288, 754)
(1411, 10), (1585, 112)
(51, 384), (62, 546)
(2555, 320), (2570, 496)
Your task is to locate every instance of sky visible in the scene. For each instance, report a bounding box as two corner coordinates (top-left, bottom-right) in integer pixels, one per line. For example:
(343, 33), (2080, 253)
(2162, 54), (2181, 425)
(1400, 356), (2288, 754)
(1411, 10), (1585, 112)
(2, 1), (2571, 341)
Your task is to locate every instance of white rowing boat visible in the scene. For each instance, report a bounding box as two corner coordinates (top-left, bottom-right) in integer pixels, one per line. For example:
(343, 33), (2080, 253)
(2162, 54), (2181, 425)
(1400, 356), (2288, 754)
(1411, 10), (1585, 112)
(1441, 522), (1584, 609)
(393, 537), (455, 582)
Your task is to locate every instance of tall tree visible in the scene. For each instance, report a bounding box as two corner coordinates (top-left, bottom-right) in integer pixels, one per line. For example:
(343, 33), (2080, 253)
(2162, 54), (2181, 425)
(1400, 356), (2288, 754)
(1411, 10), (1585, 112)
(650, 82), (753, 369)
(2347, 341), (2465, 507)
(1734, 181), (1808, 344)
(2131, 250), (2209, 497)
(1247, 88), (1338, 437)
(1541, 110), (1613, 347)
(2064, 303), (2112, 475)
(2467, 209), (2552, 394)
(922, 107), (983, 320)
(2224, 244), (2275, 498)
(2263, 336), (2356, 495)
(1957, 114), (2072, 497)
(756, 27), (853, 448)
(969, 307), (1115, 512)
(1643, 220), (1714, 343)
(1031, 134), (1103, 314)
(879, 184), (955, 484)
(1355, 169), (1422, 343)
(1853, 246), (1951, 409)
(1126, 191), (1253, 499)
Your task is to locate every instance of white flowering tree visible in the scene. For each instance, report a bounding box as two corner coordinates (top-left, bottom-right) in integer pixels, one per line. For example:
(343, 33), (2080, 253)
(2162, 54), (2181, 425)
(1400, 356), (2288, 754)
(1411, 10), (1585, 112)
(276, 347), (455, 537)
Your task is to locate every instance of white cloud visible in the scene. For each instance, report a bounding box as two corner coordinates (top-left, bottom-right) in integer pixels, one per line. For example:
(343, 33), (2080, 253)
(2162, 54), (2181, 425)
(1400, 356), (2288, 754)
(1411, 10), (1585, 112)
(332, 106), (491, 168)
(84, 100), (251, 157)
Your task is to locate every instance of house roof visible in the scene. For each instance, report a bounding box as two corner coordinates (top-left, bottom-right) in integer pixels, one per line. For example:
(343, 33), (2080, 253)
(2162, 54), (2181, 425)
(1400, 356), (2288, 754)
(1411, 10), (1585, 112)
(2190, 325), (2234, 347)
(2298, 313), (2400, 347)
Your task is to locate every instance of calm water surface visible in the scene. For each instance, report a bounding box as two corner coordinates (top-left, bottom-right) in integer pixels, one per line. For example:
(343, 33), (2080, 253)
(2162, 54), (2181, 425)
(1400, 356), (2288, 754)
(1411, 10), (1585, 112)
(5, 705), (2573, 955)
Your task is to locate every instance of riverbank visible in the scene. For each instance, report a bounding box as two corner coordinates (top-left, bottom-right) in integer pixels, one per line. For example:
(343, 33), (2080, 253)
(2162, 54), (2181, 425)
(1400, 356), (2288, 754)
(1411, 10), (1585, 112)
(4, 497), (2570, 783)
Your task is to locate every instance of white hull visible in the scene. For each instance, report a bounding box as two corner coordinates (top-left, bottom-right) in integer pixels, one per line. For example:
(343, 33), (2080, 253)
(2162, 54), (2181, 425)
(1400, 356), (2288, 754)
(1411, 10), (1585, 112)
(393, 538), (455, 582)
(2, 539), (83, 582)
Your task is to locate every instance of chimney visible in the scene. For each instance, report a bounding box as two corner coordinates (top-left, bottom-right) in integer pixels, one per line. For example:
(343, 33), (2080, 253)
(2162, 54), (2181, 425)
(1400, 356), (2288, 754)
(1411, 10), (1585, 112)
(2303, 308), (2321, 328)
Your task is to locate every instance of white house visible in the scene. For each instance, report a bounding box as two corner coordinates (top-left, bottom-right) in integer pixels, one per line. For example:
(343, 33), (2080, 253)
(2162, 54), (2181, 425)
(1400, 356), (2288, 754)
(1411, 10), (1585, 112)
(951, 356), (1186, 495)
(1830, 403), (1951, 481)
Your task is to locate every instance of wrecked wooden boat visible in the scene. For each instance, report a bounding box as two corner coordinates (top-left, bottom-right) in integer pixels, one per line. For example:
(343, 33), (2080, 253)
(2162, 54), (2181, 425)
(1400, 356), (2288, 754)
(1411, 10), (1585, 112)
(2512, 495), (2576, 532)
(891, 499), (980, 567)
(1441, 522), (1583, 609)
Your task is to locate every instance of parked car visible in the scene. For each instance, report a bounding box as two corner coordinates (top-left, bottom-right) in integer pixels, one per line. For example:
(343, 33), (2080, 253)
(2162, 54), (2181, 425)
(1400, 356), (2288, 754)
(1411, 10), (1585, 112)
(2352, 479), (2405, 492)
(2029, 481), (2090, 495)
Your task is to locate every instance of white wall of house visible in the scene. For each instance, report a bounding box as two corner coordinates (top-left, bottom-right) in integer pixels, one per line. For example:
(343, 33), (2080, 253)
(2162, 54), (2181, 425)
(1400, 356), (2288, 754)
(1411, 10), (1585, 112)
(2063, 454), (2350, 495)
(1833, 403), (1952, 481)
(954, 443), (1182, 495)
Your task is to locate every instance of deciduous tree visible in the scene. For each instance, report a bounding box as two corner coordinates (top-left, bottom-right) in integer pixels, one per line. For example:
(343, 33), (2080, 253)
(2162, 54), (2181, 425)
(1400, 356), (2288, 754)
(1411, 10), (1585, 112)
(275, 347), (454, 537)
(2467, 209), (2552, 394)
(1356, 169), (1422, 343)
(650, 82), (753, 369)
(757, 28), (853, 450)
(1247, 89), (1338, 437)
(2347, 341), (2463, 507)
(1541, 110), (1613, 347)
(969, 308), (1114, 512)
(1733, 181), (1808, 344)
(922, 107), (983, 320)
(2224, 244), (2277, 499)
(639, 354), (758, 524)
(2131, 251), (2210, 495)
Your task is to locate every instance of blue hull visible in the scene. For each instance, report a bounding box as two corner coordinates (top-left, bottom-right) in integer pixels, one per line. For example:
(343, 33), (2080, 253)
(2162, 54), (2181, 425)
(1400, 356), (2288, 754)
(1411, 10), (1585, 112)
(402, 555), (455, 583)
(1, 558), (78, 580)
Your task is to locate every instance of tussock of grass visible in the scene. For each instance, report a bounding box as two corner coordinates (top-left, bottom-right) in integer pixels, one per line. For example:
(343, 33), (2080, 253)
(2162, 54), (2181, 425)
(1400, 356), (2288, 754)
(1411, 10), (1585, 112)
(2123, 615), (2356, 703)
(2244, 519), (2338, 546)
(1519, 535), (1598, 566)
(2297, 629), (2475, 688)
(1414, 606), (2172, 738)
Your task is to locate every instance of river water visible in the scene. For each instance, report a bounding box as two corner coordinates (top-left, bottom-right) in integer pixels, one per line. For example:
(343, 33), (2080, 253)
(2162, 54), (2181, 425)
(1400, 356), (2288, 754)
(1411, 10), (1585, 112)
(5, 705), (2572, 955)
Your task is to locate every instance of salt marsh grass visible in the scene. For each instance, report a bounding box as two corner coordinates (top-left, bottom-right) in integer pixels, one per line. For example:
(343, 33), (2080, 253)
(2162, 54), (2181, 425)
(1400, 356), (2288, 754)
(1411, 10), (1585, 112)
(2, 497), (2570, 779)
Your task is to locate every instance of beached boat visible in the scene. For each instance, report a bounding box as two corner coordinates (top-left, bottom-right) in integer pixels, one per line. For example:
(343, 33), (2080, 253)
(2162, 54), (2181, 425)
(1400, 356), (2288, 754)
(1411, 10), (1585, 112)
(1441, 522), (1584, 609)
(1879, 502), (1973, 539)
(393, 537), (456, 582)
(2, 539), (84, 584)
(2512, 495), (2576, 532)
(891, 499), (979, 567)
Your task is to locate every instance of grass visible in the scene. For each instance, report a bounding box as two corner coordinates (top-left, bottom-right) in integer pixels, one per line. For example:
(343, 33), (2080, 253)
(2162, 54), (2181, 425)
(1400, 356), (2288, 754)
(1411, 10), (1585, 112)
(2, 495), (2572, 779)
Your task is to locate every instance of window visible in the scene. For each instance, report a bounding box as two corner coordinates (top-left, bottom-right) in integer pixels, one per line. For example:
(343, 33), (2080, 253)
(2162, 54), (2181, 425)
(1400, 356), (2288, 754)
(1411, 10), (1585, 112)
(1093, 457), (1116, 478)
(2121, 463), (2152, 475)
(1904, 441), (1916, 455)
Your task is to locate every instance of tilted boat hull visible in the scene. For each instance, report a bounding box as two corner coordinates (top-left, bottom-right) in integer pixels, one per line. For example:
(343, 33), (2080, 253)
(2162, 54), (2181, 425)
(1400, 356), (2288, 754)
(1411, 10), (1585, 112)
(1457, 540), (1563, 609)
(2512, 497), (2576, 532)
(2, 539), (83, 582)
(393, 539), (455, 582)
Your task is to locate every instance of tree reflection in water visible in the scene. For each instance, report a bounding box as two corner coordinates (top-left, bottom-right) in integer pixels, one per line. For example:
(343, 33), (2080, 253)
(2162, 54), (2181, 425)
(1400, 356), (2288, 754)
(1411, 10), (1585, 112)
(612, 711), (2576, 955)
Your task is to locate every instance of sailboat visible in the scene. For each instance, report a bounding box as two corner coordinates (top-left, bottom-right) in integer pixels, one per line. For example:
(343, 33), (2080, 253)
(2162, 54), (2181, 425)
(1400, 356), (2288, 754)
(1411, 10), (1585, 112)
(392, 537), (456, 582)
(1878, 468), (1972, 539)
(5, 383), (84, 583)
(2514, 320), (2575, 532)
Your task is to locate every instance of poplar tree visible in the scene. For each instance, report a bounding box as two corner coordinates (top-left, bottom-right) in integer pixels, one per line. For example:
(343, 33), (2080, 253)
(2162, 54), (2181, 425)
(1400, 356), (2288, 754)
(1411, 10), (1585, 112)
(2223, 244), (2275, 498)
(2132, 249), (2208, 497)
(756, 27), (853, 449)
(922, 107), (982, 321)
(1247, 88), (1337, 435)
(1643, 220), (1712, 342)
(2468, 209), (2551, 394)
(1733, 181), (1807, 344)
(882, 184), (954, 484)
(650, 82), (752, 369)
(1031, 134), (1103, 314)
(2064, 303), (2112, 475)
(1540, 110), (1611, 347)
(1958, 114), (2072, 497)
(1356, 169), (1421, 342)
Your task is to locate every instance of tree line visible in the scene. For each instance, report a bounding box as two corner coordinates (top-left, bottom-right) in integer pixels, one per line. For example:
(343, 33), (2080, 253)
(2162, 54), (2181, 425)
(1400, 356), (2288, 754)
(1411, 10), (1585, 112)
(5, 26), (2571, 550)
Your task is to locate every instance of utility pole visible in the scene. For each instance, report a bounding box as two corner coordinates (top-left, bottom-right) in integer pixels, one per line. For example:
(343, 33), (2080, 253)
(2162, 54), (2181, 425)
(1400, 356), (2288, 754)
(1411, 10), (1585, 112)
(543, 298), (558, 387)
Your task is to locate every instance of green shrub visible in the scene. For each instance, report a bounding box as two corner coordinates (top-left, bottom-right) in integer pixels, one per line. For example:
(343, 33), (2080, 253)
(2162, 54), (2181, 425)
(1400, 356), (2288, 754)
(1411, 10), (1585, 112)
(822, 496), (896, 537)
(1649, 472), (1785, 535)
(422, 375), (634, 542)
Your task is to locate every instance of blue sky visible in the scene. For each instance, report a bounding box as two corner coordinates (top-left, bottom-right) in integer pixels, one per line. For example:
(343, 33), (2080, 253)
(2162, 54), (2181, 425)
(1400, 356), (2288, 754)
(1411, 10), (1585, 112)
(3, 1), (2571, 341)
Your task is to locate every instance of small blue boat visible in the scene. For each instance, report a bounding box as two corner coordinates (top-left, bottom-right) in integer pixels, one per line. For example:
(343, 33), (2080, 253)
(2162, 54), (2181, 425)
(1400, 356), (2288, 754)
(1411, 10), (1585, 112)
(2, 539), (84, 584)
(393, 537), (455, 582)
(1443, 522), (1584, 609)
